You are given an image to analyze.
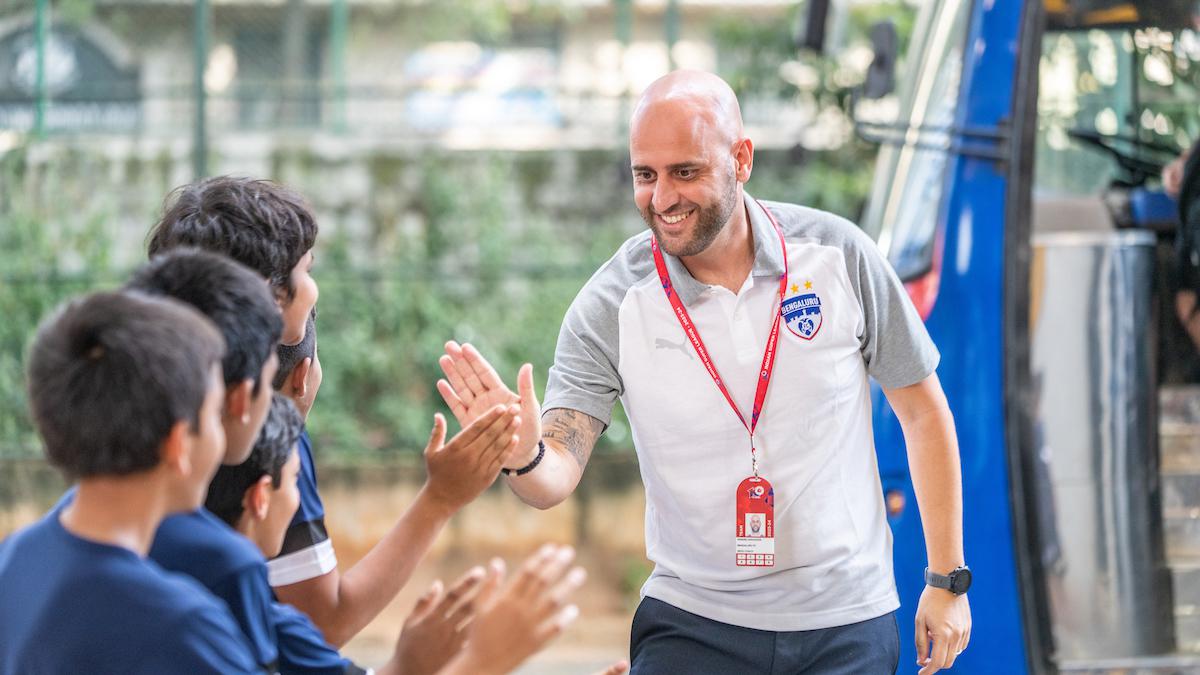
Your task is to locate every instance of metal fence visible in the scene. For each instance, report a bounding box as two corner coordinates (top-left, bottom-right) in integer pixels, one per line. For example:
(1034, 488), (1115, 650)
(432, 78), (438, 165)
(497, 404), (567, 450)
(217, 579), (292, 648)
(0, 1), (833, 178)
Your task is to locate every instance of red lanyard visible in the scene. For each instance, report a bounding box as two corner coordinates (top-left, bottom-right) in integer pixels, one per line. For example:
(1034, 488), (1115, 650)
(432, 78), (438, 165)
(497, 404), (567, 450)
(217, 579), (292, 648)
(650, 202), (789, 476)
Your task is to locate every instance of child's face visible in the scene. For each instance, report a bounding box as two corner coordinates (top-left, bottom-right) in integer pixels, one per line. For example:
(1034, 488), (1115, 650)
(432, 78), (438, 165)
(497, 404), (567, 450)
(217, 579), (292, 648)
(261, 449), (302, 558)
(183, 365), (228, 510)
(280, 250), (318, 346)
(224, 352), (279, 466)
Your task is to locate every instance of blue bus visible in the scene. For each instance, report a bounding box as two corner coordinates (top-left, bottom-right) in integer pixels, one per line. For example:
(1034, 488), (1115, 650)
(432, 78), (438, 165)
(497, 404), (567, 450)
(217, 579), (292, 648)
(811, 0), (1200, 672)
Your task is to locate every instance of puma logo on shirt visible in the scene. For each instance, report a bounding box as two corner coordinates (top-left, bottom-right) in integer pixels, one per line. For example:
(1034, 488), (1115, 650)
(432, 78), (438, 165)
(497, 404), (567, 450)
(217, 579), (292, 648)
(655, 337), (693, 360)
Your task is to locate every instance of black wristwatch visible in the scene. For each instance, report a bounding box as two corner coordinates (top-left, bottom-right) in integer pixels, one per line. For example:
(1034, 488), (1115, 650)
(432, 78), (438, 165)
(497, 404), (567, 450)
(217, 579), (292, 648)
(925, 566), (972, 595)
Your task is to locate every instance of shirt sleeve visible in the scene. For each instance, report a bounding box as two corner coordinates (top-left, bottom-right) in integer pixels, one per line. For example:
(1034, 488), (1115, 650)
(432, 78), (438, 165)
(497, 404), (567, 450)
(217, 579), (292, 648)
(210, 563), (279, 669)
(841, 225), (940, 389)
(268, 430), (338, 587)
(542, 279), (625, 427)
(273, 602), (365, 675)
(144, 602), (264, 674)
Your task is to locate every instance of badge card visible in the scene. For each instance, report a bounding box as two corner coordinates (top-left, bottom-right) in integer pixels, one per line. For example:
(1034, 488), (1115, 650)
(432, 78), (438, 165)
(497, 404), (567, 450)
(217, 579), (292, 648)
(735, 476), (775, 567)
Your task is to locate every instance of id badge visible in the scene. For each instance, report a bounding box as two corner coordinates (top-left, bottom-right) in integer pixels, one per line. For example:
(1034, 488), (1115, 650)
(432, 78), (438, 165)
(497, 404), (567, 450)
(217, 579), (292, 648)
(735, 476), (775, 567)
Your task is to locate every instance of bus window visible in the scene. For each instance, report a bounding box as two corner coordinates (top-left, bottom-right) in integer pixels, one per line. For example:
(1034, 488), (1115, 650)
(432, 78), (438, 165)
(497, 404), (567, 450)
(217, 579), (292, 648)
(1033, 16), (1200, 385)
(1033, 28), (1188, 201)
(860, 0), (973, 290)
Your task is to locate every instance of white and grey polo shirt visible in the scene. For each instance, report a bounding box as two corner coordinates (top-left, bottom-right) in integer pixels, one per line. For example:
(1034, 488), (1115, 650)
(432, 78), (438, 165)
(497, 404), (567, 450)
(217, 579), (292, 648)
(543, 192), (939, 632)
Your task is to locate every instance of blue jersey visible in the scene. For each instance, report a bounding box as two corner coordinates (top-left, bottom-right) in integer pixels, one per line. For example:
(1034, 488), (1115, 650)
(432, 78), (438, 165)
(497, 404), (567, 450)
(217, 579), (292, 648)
(268, 429), (337, 586)
(0, 512), (260, 675)
(274, 602), (364, 675)
(150, 509), (279, 670)
(150, 508), (360, 675)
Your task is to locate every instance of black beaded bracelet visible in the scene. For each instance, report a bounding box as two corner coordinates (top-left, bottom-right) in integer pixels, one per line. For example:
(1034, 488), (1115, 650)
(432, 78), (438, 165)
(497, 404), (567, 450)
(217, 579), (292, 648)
(502, 440), (546, 476)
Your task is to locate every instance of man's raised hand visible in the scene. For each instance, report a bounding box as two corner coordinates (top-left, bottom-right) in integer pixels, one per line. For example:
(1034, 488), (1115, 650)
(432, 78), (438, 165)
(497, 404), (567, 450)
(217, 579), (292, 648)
(437, 342), (542, 469)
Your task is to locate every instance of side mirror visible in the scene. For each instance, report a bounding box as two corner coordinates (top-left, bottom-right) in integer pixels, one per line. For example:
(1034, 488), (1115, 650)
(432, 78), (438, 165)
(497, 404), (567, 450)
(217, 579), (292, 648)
(795, 0), (832, 54)
(862, 20), (898, 99)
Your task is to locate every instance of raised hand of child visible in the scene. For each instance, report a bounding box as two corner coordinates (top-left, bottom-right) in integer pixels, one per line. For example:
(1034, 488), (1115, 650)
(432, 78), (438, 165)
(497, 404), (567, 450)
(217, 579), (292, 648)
(391, 567), (487, 675)
(447, 545), (587, 675)
(420, 404), (520, 512)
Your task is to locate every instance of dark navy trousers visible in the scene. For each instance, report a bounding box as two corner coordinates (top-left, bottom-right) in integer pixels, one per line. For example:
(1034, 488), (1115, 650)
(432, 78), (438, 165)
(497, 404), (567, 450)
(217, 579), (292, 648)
(630, 597), (900, 675)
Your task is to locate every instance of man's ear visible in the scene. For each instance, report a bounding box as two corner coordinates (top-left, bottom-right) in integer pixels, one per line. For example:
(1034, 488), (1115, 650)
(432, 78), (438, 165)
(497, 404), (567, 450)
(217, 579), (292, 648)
(225, 379), (255, 424)
(243, 476), (273, 522)
(159, 420), (193, 477)
(289, 358), (312, 400)
(734, 137), (754, 182)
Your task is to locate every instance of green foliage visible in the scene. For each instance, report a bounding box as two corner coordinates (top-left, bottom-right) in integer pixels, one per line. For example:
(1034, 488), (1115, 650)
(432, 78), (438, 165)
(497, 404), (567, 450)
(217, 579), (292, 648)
(0, 147), (123, 459)
(618, 554), (654, 608)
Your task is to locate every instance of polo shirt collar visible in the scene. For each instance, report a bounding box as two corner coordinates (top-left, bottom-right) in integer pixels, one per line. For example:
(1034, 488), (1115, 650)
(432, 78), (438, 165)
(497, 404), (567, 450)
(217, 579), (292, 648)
(660, 191), (787, 306)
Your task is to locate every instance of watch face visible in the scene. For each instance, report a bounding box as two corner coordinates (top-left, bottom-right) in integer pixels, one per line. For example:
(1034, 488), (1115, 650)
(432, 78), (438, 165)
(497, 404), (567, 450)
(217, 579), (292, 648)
(950, 568), (972, 594)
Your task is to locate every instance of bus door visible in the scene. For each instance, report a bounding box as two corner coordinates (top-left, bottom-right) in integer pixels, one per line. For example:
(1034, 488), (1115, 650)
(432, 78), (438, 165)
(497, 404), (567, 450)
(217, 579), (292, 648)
(1028, 2), (1200, 670)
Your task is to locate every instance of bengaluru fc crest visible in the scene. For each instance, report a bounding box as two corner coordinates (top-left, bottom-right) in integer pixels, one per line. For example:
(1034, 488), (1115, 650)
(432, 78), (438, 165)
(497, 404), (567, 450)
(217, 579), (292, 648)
(781, 282), (822, 340)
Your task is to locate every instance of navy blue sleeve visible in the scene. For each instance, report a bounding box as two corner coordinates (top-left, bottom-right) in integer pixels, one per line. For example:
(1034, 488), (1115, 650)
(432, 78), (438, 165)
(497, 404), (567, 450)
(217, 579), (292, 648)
(141, 602), (264, 674)
(210, 563), (280, 670)
(291, 429), (327, 529)
(273, 602), (366, 675)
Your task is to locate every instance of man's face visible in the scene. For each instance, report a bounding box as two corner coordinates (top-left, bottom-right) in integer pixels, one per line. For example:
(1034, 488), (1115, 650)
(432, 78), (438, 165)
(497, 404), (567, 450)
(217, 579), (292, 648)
(631, 104), (741, 258)
(181, 365), (228, 510)
(280, 250), (319, 346)
(261, 449), (302, 558)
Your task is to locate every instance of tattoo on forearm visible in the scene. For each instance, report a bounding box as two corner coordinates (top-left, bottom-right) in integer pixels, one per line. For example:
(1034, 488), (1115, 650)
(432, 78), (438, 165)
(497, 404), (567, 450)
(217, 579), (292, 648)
(541, 408), (604, 470)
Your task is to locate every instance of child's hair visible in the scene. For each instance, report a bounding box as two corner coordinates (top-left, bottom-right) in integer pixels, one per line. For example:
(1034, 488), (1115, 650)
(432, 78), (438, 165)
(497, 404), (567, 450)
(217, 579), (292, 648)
(205, 395), (304, 527)
(146, 176), (318, 302)
(273, 309), (316, 390)
(126, 248), (283, 393)
(26, 291), (225, 480)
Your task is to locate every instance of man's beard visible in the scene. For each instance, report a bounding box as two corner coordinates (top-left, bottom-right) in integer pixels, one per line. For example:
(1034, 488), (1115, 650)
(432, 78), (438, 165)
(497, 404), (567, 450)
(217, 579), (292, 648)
(642, 170), (739, 258)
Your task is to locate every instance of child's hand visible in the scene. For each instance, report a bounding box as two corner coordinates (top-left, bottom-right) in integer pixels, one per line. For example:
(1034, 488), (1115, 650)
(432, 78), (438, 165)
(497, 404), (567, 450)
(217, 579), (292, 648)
(420, 404), (520, 512)
(455, 545), (587, 675)
(391, 567), (486, 675)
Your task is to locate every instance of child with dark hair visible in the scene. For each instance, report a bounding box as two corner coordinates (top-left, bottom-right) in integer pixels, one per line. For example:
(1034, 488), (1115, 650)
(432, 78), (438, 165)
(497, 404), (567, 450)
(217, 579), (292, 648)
(102, 248), (287, 671)
(205, 393), (612, 675)
(147, 176), (318, 346)
(207, 394), (306, 561)
(128, 248), (283, 464)
(204, 395), (376, 674)
(147, 177), (527, 650)
(0, 291), (259, 673)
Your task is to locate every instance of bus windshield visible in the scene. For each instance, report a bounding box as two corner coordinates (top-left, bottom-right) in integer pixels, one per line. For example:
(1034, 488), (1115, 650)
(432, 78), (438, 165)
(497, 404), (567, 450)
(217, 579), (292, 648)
(859, 0), (973, 281)
(1035, 24), (1200, 196)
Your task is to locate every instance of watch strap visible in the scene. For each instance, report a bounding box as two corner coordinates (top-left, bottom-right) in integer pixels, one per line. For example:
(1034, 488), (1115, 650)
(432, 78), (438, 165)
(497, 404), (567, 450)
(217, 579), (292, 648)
(925, 567), (953, 589)
(925, 565), (970, 595)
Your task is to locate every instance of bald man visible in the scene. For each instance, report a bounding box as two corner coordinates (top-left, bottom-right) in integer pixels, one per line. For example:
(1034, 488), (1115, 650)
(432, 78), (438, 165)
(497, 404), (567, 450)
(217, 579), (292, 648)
(437, 71), (970, 675)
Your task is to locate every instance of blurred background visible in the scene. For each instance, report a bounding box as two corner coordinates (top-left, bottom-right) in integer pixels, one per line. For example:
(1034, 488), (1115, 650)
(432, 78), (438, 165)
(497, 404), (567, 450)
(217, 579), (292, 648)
(0, 0), (919, 670)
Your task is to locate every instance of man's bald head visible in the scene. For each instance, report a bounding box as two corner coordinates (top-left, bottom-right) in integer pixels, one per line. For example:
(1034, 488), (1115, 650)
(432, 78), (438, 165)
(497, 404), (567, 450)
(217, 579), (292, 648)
(628, 71), (754, 259)
(631, 70), (744, 146)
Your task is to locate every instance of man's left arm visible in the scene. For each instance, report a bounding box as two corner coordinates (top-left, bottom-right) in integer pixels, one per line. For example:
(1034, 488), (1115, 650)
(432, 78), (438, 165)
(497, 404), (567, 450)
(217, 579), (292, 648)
(883, 372), (971, 675)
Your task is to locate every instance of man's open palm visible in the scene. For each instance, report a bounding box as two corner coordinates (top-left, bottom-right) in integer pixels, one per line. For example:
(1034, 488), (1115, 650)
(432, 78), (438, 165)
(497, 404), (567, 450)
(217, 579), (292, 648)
(437, 341), (542, 465)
